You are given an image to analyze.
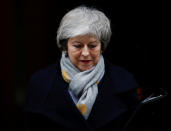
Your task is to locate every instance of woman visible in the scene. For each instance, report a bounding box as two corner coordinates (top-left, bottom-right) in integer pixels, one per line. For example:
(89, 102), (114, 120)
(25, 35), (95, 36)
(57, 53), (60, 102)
(24, 6), (140, 131)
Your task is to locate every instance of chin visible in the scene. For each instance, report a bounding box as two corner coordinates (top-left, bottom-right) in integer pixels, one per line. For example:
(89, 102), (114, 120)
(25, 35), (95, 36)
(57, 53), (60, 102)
(78, 66), (93, 71)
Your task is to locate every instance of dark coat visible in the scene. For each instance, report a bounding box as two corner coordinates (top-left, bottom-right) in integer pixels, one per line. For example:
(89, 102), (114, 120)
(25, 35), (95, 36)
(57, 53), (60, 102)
(24, 59), (139, 131)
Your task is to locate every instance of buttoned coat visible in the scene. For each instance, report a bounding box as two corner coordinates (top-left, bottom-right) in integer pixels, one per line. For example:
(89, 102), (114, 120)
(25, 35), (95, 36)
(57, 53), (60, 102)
(24, 59), (139, 131)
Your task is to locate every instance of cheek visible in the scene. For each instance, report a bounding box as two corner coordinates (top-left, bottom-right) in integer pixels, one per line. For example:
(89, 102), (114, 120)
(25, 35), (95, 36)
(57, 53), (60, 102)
(68, 51), (80, 64)
(92, 50), (101, 63)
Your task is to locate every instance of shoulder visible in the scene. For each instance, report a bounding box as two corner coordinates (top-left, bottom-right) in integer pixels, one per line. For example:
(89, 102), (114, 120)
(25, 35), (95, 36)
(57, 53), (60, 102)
(28, 63), (60, 94)
(30, 64), (58, 82)
(24, 63), (59, 110)
(104, 58), (139, 93)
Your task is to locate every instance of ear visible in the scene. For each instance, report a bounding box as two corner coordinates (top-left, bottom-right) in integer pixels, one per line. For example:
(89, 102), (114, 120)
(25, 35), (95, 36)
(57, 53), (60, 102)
(59, 39), (68, 51)
(101, 42), (105, 52)
(64, 50), (68, 57)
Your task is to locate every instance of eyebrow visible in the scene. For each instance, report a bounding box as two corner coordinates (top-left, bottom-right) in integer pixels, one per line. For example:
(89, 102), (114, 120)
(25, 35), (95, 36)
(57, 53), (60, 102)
(71, 40), (99, 44)
(89, 41), (99, 44)
(71, 41), (82, 44)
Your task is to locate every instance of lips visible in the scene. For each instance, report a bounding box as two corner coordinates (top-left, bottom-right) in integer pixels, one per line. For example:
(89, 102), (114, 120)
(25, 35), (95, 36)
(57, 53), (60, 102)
(80, 60), (92, 63)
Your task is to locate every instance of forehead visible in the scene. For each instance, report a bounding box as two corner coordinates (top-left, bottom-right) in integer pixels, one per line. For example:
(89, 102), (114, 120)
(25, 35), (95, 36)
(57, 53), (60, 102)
(69, 35), (100, 43)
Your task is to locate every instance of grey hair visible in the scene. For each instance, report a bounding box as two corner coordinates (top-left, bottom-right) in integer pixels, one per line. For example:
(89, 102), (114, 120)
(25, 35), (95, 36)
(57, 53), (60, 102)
(56, 6), (112, 51)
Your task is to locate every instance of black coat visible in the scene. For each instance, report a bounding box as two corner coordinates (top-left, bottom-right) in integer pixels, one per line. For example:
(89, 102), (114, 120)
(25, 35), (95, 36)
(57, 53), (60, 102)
(24, 59), (139, 131)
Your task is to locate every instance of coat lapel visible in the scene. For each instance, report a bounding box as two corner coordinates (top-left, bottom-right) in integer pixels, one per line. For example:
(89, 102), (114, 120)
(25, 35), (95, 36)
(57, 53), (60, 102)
(87, 59), (136, 129)
(87, 71), (128, 129)
(42, 63), (93, 130)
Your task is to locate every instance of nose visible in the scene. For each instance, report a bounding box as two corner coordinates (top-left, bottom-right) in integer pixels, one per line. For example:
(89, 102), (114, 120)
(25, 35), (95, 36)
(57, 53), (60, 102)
(81, 46), (90, 56)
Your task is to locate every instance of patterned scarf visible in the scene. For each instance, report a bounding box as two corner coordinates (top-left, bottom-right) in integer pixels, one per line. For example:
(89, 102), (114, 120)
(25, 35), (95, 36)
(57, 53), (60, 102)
(60, 52), (105, 119)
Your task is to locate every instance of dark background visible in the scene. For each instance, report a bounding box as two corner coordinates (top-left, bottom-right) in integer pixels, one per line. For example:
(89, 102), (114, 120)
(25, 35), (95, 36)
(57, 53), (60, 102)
(1, 0), (169, 130)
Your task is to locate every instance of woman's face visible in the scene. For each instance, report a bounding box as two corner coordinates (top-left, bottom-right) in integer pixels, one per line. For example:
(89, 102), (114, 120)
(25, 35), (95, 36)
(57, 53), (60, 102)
(67, 35), (101, 71)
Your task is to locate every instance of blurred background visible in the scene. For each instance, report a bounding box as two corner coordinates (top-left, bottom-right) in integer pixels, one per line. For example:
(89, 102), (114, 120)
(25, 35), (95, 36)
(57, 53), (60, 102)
(1, 0), (169, 130)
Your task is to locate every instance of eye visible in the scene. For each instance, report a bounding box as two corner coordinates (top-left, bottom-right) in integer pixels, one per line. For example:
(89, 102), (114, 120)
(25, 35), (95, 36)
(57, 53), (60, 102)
(73, 44), (82, 48)
(88, 44), (97, 48)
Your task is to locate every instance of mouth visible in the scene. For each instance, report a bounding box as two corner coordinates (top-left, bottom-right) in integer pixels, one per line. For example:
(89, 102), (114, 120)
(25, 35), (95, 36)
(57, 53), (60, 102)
(80, 60), (92, 64)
